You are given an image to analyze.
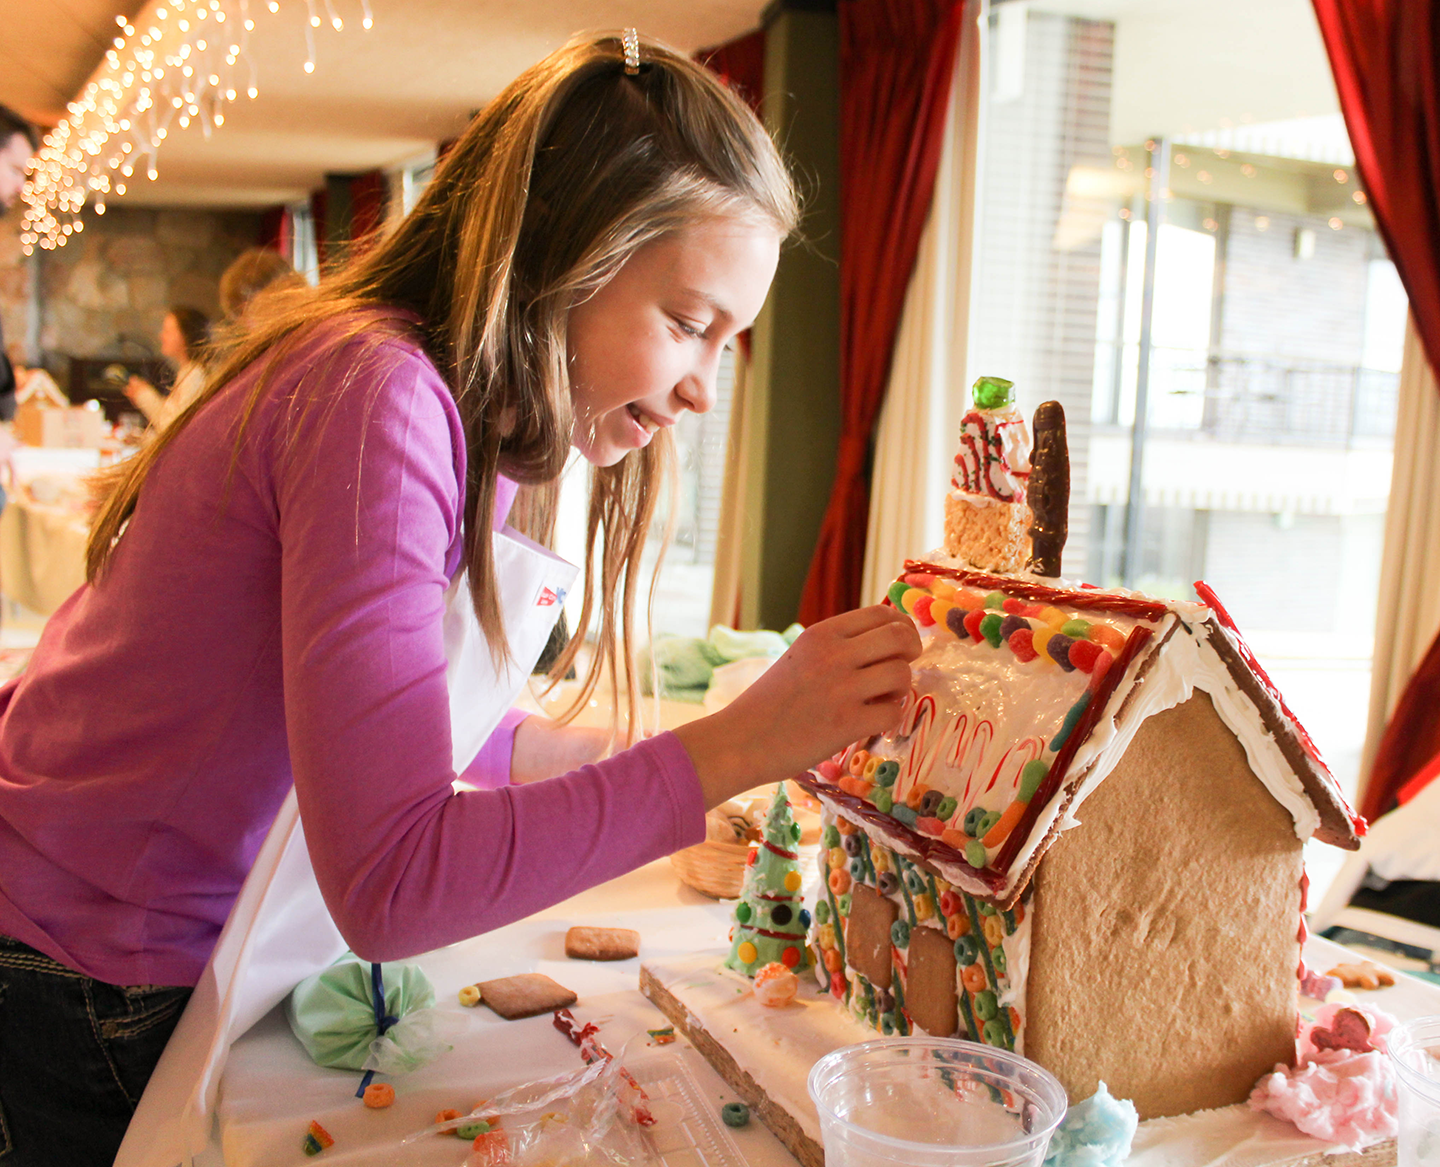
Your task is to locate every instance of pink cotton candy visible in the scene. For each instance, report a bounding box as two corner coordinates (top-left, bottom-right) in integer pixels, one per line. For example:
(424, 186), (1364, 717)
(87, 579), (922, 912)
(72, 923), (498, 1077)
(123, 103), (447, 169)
(1249, 1049), (1398, 1149)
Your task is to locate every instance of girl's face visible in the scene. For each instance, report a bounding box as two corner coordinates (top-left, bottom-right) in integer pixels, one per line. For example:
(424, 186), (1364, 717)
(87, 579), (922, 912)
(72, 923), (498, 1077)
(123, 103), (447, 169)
(566, 218), (780, 467)
(159, 313), (188, 363)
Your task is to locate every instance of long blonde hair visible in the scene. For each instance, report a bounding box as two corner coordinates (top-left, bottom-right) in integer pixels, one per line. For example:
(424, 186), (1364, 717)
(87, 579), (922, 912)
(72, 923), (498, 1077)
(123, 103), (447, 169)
(87, 32), (798, 742)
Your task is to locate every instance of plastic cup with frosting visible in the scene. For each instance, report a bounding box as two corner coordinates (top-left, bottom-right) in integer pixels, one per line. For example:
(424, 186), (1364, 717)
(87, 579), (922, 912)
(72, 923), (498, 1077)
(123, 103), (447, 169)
(1389, 1015), (1440, 1167)
(807, 1037), (1067, 1167)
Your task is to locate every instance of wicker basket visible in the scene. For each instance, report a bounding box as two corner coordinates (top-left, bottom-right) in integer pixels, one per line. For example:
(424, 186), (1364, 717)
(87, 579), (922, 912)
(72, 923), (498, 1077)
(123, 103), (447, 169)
(670, 837), (751, 899)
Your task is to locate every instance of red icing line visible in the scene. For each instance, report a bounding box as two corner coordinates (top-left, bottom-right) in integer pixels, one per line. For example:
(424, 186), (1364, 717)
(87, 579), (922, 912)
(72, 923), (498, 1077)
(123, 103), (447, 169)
(1192, 579), (1365, 834)
(763, 840), (799, 861)
(993, 624), (1156, 875)
(906, 562), (1172, 621)
(746, 925), (806, 941)
(793, 772), (1008, 896)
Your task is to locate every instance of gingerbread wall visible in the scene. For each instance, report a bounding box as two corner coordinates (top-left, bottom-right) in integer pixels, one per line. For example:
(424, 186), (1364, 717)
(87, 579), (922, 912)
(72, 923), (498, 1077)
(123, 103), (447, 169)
(1024, 691), (1302, 1119)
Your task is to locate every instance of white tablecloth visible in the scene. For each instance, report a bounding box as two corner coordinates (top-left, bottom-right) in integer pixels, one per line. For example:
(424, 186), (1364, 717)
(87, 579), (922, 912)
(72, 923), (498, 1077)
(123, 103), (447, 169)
(208, 856), (1440, 1167)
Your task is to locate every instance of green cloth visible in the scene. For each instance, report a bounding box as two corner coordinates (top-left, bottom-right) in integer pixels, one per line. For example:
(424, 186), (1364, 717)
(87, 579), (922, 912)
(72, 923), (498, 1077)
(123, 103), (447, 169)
(640, 623), (805, 700)
(286, 958), (441, 1072)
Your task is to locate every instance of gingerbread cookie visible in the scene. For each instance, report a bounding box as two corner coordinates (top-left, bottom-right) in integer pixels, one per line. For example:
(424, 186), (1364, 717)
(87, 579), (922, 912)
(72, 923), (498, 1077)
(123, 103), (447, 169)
(565, 926), (640, 962)
(1326, 961), (1395, 991)
(475, 973), (578, 1019)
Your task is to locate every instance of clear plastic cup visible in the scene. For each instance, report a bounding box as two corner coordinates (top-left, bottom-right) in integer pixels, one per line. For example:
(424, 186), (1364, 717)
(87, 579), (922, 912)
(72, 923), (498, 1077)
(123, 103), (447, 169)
(807, 1037), (1068, 1167)
(1389, 1015), (1440, 1167)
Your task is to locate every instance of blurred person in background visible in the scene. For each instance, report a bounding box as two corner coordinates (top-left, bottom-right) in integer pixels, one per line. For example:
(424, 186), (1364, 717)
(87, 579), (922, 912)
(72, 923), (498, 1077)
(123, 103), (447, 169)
(0, 106), (40, 423)
(124, 307), (211, 433)
(218, 247), (305, 322)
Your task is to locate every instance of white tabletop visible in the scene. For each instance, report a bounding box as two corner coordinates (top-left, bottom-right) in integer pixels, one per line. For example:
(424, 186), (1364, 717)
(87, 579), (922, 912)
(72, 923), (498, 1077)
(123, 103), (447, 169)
(213, 857), (1440, 1167)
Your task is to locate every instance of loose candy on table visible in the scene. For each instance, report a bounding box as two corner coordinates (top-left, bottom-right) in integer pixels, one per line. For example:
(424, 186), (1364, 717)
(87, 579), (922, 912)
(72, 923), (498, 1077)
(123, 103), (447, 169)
(721, 1102), (751, 1128)
(362, 1082), (395, 1108)
(302, 1120), (335, 1156)
(648, 1025), (677, 1044)
(458, 983), (482, 1007)
(753, 961), (800, 1008)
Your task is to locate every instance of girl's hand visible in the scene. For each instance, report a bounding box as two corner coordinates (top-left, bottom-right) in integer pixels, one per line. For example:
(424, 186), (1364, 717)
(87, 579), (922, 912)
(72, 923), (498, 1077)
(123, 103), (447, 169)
(510, 716), (612, 784)
(673, 604), (921, 809)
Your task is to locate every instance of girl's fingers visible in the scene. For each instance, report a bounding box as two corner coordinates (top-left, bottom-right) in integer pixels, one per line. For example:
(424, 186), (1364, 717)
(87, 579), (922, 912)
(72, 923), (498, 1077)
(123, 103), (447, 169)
(844, 617), (923, 668)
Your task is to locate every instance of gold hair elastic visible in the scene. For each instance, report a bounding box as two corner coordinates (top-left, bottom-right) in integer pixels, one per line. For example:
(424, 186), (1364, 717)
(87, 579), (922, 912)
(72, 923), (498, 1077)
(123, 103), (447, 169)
(622, 29), (640, 74)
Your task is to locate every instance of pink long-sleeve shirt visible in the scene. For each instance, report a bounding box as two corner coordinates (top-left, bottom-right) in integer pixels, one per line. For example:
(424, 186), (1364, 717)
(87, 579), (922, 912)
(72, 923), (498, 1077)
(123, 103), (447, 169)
(0, 311), (705, 988)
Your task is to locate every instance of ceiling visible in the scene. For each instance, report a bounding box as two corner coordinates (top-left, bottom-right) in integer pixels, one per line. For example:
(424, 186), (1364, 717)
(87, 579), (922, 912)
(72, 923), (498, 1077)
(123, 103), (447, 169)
(2, 0), (1343, 212)
(0, 0), (768, 208)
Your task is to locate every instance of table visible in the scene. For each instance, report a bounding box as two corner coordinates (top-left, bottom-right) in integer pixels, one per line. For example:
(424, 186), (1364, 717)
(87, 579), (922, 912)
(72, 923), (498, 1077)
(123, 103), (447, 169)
(0, 445), (101, 617)
(210, 856), (1440, 1167)
(215, 857), (797, 1166)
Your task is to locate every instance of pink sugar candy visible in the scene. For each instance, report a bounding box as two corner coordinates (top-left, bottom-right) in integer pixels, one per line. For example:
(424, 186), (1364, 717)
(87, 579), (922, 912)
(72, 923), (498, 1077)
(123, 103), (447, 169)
(1300, 1002), (1397, 1061)
(1249, 1049), (1398, 1149)
(753, 962), (799, 1008)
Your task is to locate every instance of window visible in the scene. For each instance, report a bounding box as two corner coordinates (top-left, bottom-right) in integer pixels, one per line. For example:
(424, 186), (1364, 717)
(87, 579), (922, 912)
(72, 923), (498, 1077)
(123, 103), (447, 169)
(968, 0), (1404, 815)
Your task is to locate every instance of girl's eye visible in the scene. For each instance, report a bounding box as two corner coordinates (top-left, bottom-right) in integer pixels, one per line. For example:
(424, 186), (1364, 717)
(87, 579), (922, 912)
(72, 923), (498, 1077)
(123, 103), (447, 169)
(673, 317), (705, 340)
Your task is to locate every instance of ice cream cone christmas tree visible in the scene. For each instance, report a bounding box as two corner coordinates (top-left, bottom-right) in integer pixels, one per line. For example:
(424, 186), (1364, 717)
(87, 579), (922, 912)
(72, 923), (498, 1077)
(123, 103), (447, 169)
(725, 785), (811, 976)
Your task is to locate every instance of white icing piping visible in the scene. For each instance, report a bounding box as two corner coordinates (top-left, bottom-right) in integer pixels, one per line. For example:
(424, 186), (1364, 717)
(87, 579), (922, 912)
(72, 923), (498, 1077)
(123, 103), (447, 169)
(998, 903), (1031, 1056)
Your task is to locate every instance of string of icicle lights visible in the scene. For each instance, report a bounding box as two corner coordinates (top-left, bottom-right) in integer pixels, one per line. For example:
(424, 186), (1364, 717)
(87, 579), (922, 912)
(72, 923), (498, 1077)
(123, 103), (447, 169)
(20, 0), (373, 255)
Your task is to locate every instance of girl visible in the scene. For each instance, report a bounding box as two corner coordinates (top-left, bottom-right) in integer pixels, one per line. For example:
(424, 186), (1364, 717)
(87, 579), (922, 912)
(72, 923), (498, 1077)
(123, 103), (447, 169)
(124, 305), (211, 432)
(0, 33), (919, 1164)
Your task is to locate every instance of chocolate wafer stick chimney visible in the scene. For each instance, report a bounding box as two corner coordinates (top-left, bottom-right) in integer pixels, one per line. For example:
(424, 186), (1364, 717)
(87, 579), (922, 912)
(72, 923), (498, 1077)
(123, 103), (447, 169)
(1027, 400), (1069, 577)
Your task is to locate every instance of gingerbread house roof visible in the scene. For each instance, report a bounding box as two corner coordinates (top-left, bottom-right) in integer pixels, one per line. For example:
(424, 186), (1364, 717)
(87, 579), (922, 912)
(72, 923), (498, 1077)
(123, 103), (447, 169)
(797, 562), (1364, 909)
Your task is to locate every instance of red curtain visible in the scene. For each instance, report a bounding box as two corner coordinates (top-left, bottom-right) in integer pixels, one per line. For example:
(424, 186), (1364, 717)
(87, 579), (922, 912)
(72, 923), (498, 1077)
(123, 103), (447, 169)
(1312, 0), (1440, 820)
(796, 0), (966, 625)
(699, 30), (766, 112)
(348, 169), (388, 249)
(258, 205), (291, 255)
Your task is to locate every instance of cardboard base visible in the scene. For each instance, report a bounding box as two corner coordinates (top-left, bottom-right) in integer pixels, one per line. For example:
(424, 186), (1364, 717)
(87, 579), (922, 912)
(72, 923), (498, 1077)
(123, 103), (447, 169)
(641, 951), (1398, 1167)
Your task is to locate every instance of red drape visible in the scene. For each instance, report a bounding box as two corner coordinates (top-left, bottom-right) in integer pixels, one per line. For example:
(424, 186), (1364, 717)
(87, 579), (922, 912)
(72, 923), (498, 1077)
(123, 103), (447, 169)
(1312, 0), (1440, 820)
(348, 169), (388, 248)
(257, 205), (291, 254)
(796, 0), (966, 625)
(699, 30), (766, 112)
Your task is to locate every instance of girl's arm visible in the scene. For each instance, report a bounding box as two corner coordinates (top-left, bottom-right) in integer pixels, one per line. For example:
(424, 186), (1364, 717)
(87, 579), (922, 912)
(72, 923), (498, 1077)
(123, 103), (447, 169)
(274, 343), (917, 962)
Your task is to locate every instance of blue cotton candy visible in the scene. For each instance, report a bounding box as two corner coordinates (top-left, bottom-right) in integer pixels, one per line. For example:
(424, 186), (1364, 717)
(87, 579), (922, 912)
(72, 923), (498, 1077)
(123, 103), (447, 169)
(1041, 1081), (1138, 1167)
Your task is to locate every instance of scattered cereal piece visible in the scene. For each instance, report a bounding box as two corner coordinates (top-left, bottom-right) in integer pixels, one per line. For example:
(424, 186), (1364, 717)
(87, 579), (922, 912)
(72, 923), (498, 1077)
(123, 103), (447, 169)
(458, 984), (482, 1007)
(435, 1108), (463, 1132)
(470, 1127), (510, 1164)
(721, 1102), (750, 1128)
(456, 1120), (492, 1138)
(361, 1082), (395, 1109)
(1326, 961), (1395, 991)
(648, 1025), (677, 1045)
(301, 1119), (334, 1156)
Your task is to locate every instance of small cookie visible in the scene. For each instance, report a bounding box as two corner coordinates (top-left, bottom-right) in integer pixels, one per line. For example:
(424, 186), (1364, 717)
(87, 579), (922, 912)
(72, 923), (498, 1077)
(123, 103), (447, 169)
(1326, 961), (1395, 991)
(476, 973), (578, 1020)
(564, 926), (640, 962)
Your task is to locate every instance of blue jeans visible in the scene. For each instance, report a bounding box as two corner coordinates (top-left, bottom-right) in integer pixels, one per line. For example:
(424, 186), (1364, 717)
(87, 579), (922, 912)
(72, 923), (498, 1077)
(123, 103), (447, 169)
(0, 934), (191, 1165)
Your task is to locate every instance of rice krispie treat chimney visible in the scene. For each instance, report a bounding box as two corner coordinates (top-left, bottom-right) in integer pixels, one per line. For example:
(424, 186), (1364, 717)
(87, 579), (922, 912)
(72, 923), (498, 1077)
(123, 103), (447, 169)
(944, 376), (1033, 571)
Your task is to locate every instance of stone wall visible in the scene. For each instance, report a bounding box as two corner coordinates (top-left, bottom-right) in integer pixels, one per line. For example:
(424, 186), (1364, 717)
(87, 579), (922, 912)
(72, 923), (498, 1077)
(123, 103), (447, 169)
(0, 203), (260, 369)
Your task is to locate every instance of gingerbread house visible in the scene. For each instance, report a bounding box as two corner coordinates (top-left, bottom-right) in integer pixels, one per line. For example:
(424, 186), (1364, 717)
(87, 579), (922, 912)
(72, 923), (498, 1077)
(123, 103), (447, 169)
(793, 379), (1364, 1120)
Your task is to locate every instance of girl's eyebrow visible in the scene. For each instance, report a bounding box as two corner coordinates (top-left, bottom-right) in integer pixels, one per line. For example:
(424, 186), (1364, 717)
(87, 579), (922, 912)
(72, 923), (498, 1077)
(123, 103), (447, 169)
(677, 288), (734, 323)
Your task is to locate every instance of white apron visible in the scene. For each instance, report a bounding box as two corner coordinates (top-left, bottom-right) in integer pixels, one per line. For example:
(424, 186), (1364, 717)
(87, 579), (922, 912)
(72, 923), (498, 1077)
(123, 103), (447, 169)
(114, 525), (577, 1167)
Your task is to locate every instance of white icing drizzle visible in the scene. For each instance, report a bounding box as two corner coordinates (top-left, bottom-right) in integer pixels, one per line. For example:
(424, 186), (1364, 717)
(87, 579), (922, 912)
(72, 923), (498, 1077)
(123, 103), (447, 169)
(997, 900), (1032, 1056)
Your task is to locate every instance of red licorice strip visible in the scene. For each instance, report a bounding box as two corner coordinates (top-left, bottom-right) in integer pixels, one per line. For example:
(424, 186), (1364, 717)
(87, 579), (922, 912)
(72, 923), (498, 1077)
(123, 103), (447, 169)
(993, 624), (1155, 875)
(906, 561), (1171, 621)
(762, 840), (799, 861)
(793, 772), (1007, 896)
(1193, 581), (1325, 767)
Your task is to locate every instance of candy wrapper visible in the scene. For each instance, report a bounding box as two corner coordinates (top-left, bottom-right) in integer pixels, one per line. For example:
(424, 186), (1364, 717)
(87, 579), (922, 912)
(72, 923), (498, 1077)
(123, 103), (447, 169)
(400, 1035), (664, 1166)
(286, 957), (457, 1075)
